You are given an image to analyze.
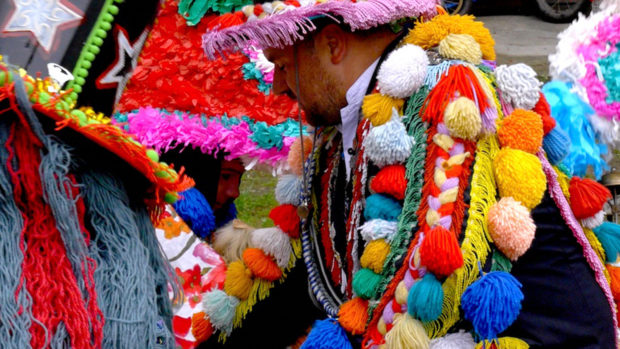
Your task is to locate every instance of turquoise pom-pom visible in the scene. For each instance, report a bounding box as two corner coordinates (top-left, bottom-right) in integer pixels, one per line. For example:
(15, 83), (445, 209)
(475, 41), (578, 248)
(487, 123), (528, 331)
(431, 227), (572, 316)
(202, 289), (239, 335)
(593, 222), (620, 263)
(543, 126), (571, 165)
(301, 319), (353, 349)
(275, 174), (302, 206)
(364, 194), (402, 222)
(407, 273), (444, 322)
(352, 268), (382, 299)
(173, 188), (215, 239)
(461, 271), (523, 340)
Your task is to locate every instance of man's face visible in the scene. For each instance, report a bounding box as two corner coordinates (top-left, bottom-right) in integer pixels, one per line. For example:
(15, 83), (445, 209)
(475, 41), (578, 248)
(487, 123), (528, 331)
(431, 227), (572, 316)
(214, 158), (245, 211)
(264, 41), (345, 127)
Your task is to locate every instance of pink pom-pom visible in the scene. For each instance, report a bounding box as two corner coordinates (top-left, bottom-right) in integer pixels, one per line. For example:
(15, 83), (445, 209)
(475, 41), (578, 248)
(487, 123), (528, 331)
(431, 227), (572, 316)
(488, 197), (536, 261)
(287, 136), (313, 177)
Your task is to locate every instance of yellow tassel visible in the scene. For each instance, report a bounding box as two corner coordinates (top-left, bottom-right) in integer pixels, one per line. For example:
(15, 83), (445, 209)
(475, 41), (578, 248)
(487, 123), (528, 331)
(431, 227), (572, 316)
(444, 97), (482, 140)
(385, 313), (430, 349)
(360, 239), (391, 273)
(439, 33), (482, 64)
(395, 281), (409, 305)
(224, 260), (254, 300)
(493, 148), (546, 209)
(476, 337), (529, 349)
(362, 93), (405, 126)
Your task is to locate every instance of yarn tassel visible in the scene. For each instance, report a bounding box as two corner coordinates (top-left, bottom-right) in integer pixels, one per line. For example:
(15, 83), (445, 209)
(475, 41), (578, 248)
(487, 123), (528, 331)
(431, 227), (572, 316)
(384, 313), (430, 349)
(568, 177), (612, 220)
(606, 264), (620, 300)
(593, 222), (620, 263)
(173, 188), (216, 239)
(419, 226), (464, 277)
(542, 126), (571, 165)
(407, 273), (444, 322)
(362, 93), (405, 126)
(301, 319), (353, 349)
(338, 298), (369, 335)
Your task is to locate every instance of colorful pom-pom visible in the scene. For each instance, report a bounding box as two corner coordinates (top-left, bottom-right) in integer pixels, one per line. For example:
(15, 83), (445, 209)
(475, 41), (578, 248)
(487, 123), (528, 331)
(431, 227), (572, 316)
(495, 63), (542, 110)
(420, 226), (463, 278)
(497, 109), (543, 154)
(202, 289), (239, 335)
(606, 264), (620, 300)
(384, 313), (430, 349)
(429, 330), (476, 349)
(359, 219), (399, 242)
(269, 204), (301, 238)
(251, 227), (292, 268)
(242, 248), (282, 281)
(191, 312), (214, 343)
(362, 93), (405, 126)
(360, 239), (391, 273)
(568, 176), (612, 220)
(593, 222), (620, 263)
(275, 174), (302, 206)
(173, 188), (216, 239)
(337, 297), (369, 335)
(370, 164), (408, 201)
(407, 273), (444, 323)
(301, 319), (353, 349)
(363, 109), (414, 167)
(461, 271), (523, 340)
(543, 126), (570, 165)
(377, 44), (429, 99)
(487, 197), (536, 261)
(224, 260), (254, 300)
(352, 268), (382, 299)
(364, 194), (403, 222)
(493, 148), (546, 210)
(443, 97), (482, 141)
(438, 33), (482, 64)
(475, 337), (530, 349)
(288, 136), (313, 177)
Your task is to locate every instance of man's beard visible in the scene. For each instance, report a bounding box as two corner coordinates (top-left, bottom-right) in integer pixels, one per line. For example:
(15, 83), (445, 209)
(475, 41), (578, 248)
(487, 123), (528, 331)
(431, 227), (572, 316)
(302, 70), (345, 127)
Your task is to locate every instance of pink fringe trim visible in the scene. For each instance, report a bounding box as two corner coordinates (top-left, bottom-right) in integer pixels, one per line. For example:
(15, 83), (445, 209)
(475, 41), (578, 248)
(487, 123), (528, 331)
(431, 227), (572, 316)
(539, 152), (619, 346)
(202, 0), (437, 58)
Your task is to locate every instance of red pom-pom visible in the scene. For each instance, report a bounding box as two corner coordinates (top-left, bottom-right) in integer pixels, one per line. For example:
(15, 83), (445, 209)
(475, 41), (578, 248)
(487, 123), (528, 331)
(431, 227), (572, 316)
(533, 92), (555, 135)
(370, 164), (407, 201)
(568, 177), (612, 219)
(243, 248), (282, 281)
(269, 204), (300, 238)
(338, 298), (369, 335)
(420, 226), (463, 277)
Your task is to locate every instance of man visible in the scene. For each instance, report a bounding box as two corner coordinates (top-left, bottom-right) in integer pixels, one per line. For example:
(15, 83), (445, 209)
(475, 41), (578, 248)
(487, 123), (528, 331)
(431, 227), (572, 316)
(201, 1), (618, 348)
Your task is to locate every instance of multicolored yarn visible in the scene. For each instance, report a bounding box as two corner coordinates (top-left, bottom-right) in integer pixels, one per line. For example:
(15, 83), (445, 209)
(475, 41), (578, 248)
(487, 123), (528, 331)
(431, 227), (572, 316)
(178, 0), (252, 25)
(242, 43), (274, 95)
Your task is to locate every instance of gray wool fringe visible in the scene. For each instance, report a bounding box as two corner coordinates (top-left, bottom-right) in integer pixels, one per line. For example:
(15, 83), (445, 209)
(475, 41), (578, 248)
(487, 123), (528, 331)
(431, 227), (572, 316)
(79, 170), (174, 349)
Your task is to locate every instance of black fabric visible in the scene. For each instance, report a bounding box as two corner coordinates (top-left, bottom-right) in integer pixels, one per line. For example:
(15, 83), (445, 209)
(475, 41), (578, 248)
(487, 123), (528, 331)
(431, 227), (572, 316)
(199, 258), (323, 349)
(501, 192), (615, 348)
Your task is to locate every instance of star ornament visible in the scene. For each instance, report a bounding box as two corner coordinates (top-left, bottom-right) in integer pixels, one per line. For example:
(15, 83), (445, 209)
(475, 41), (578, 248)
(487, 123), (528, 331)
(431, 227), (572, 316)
(3, 0), (83, 53)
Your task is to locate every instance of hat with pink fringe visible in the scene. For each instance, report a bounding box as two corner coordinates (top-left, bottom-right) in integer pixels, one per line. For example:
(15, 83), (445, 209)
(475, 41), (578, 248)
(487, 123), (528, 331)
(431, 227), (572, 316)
(201, 0), (438, 58)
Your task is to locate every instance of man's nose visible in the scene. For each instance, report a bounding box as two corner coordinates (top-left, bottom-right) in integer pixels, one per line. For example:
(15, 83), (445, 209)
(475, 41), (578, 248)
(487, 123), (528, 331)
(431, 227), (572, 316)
(226, 184), (240, 202)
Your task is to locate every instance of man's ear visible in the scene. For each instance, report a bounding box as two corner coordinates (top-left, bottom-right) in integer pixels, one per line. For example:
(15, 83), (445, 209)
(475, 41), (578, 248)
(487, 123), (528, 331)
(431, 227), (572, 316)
(316, 24), (348, 64)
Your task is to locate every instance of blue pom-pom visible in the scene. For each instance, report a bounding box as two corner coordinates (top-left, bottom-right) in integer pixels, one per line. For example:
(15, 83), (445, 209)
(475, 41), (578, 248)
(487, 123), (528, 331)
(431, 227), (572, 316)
(543, 126), (571, 165)
(593, 222), (620, 263)
(275, 174), (302, 206)
(173, 188), (216, 239)
(364, 194), (402, 222)
(301, 319), (353, 349)
(461, 271), (523, 340)
(407, 273), (444, 322)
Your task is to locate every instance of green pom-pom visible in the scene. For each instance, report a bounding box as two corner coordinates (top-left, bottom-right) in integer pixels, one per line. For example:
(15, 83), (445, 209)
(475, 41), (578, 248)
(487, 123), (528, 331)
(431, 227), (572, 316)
(164, 192), (179, 204)
(0, 70), (12, 85)
(108, 5), (119, 15)
(82, 60), (92, 69)
(74, 77), (85, 86)
(84, 52), (95, 61)
(71, 110), (88, 125)
(54, 100), (71, 112)
(100, 22), (111, 31)
(24, 81), (34, 95)
(72, 85), (82, 93)
(102, 13), (114, 22)
(38, 92), (51, 105)
(352, 268), (382, 299)
(92, 37), (103, 46)
(146, 149), (160, 163)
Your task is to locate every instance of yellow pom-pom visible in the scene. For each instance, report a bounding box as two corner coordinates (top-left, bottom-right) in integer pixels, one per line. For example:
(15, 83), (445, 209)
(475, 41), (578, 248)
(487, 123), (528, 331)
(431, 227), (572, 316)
(405, 14), (496, 60)
(384, 313), (430, 349)
(444, 97), (482, 140)
(494, 148), (546, 209)
(395, 281), (409, 305)
(497, 109), (543, 154)
(337, 297), (369, 335)
(438, 33), (482, 64)
(362, 93), (405, 126)
(476, 337), (530, 349)
(377, 317), (387, 335)
(223, 260), (254, 300)
(360, 239), (391, 273)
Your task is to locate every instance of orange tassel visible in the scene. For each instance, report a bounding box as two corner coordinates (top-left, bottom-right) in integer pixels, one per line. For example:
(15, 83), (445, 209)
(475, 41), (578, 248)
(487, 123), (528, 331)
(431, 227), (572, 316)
(607, 264), (620, 301)
(370, 164), (408, 201)
(569, 177), (612, 219)
(242, 248), (282, 281)
(338, 298), (370, 335)
(420, 226), (463, 277)
(270, 204), (301, 238)
(191, 312), (214, 343)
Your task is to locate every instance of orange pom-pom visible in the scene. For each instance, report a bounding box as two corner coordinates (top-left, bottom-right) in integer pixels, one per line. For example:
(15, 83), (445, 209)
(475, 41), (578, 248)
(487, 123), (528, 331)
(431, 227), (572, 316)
(338, 298), (369, 335)
(533, 92), (555, 135)
(420, 226), (463, 277)
(242, 248), (282, 281)
(191, 312), (214, 342)
(269, 204), (301, 238)
(569, 177), (612, 219)
(607, 265), (620, 301)
(288, 136), (313, 177)
(370, 164), (408, 201)
(224, 260), (254, 300)
(497, 109), (543, 154)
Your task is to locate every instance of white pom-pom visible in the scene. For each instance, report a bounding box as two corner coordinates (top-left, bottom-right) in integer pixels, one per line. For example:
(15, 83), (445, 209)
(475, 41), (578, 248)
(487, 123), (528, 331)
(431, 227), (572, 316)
(581, 210), (606, 229)
(377, 44), (429, 99)
(363, 108), (414, 167)
(429, 330), (476, 349)
(359, 219), (399, 242)
(275, 174), (302, 206)
(251, 227), (292, 268)
(495, 63), (542, 110)
(203, 289), (239, 335)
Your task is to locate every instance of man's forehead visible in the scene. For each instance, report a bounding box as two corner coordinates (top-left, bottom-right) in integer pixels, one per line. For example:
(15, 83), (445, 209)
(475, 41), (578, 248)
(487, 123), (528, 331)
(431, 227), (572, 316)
(263, 46), (292, 61)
